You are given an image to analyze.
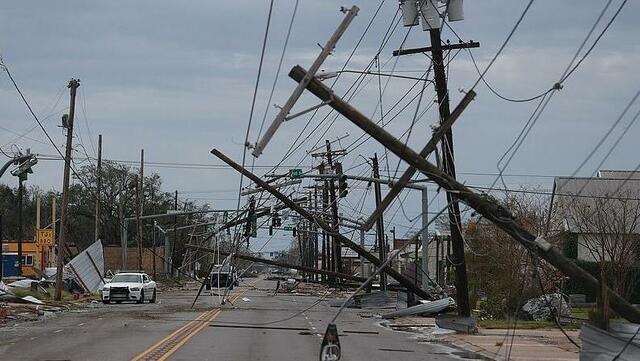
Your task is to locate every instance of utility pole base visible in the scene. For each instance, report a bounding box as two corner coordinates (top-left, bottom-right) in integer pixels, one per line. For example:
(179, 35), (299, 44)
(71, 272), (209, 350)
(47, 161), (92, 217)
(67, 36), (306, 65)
(435, 314), (478, 334)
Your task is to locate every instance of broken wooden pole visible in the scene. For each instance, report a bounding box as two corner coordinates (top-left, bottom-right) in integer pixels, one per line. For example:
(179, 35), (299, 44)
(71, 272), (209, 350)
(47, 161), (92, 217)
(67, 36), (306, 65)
(288, 64), (640, 324)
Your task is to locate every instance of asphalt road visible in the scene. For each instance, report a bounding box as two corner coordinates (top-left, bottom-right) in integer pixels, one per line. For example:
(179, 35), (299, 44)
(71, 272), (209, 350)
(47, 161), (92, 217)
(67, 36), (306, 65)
(0, 278), (476, 361)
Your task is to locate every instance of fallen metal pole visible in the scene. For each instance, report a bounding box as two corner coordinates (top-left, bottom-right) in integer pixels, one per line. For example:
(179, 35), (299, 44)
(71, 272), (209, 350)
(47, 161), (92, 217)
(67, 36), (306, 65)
(184, 244), (366, 283)
(211, 149), (433, 301)
(288, 65), (640, 324)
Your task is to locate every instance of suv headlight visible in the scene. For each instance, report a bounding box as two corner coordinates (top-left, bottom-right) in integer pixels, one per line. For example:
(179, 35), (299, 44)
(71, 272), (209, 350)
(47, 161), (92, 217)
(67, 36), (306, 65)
(103, 286), (110, 292)
(129, 287), (140, 291)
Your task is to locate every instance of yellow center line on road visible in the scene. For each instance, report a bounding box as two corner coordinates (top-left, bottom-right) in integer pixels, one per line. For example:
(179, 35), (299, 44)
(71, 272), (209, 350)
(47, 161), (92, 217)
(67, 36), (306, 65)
(131, 286), (251, 361)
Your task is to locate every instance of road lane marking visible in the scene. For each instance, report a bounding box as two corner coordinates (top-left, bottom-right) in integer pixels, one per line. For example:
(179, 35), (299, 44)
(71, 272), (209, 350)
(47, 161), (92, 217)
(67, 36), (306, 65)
(131, 286), (250, 361)
(53, 329), (63, 333)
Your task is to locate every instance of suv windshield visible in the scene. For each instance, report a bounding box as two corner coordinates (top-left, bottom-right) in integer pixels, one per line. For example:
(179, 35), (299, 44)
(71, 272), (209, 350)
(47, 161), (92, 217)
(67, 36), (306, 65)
(111, 274), (142, 283)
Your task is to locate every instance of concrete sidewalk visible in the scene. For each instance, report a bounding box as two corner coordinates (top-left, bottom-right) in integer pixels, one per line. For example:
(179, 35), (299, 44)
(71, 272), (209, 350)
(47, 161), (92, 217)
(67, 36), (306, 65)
(438, 328), (580, 361)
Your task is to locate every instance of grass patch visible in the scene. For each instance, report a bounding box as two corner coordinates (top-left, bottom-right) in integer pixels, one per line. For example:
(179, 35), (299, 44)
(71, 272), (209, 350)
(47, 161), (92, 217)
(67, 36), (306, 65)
(479, 319), (582, 330)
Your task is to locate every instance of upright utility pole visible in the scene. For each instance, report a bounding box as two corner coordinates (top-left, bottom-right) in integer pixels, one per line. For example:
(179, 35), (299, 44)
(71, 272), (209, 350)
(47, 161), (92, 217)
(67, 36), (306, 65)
(172, 190), (178, 275)
(120, 192), (126, 269)
(321, 176), (331, 282)
(371, 153), (387, 291)
(94, 134), (102, 242)
(325, 140), (342, 277)
(17, 178), (23, 276)
(421, 188), (429, 289)
(313, 187), (320, 281)
(428, 27), (471, 317)
(55, 78), (80, 301)
(51, 196), (56, 268)
(136, 149), (144, 271)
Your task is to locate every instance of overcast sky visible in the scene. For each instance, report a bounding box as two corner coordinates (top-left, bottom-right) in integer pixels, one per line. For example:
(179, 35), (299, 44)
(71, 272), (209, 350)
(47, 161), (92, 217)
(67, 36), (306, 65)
(2, 1), (639, 252)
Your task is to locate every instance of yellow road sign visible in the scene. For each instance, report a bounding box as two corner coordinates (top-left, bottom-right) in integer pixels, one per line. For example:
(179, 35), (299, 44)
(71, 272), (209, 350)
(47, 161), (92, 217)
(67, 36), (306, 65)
(36, 229), (54, 245)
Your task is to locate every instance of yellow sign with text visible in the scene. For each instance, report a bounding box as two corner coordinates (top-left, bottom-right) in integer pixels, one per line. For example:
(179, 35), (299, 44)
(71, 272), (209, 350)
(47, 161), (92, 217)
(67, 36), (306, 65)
(36, 229), (54, 245)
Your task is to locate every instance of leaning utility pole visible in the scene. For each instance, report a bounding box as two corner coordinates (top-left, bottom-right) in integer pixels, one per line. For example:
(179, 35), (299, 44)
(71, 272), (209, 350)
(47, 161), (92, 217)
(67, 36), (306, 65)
(371, 153), (387, 291)
(94, 134), (102, 242)
(252, 5), (359, 157)
(288, 65), (640, 323)
(55, 78), (80, 301)
(212, 149), (433, 300)
(136, 149), (144, 271)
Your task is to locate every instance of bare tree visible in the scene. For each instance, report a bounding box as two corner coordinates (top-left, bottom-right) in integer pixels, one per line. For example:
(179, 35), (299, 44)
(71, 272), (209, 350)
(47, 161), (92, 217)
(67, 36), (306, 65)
(563, 189), (640, 328)
(465, 189), (562, 318)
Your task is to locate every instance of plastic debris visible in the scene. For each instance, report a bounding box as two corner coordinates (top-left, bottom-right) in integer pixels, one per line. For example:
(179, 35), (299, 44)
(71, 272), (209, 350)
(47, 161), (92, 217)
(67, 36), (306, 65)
(21, 296), (45, 305)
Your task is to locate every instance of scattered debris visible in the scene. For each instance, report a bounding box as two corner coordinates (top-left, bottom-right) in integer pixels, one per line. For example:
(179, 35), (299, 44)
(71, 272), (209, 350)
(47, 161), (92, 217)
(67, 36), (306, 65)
(6, 279), (35, 289)
(521, 293), (571, 321)
(21, 296), (44, 305)
(64, 240), (106, 293)
(330, 291), (395, 309)
(242, 297), (251, 302)
(382, 297), (454, 319)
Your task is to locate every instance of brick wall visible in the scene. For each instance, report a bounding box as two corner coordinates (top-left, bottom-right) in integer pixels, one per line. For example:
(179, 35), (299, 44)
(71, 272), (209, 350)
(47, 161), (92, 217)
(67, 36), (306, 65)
(103, 245), (164, 275)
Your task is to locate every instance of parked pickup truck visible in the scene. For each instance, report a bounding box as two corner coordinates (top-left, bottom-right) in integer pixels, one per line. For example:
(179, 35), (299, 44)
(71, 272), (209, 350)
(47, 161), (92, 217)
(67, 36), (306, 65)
(102, 272), (157, 304)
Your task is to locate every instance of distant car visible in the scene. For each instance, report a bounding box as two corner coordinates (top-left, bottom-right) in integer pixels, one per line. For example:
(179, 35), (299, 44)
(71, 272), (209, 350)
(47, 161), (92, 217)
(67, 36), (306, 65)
(102, 272), (156, 304)
(206, 264), (238, 290)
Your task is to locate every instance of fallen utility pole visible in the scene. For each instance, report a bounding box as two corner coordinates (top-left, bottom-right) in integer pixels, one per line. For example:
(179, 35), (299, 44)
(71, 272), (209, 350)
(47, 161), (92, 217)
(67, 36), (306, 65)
(55, 78), (80, 301)
(184, 244), (367, 283)
(252, 5), (359, 157)
(211, 148), (433, 301)
(288, 65), (640, 324)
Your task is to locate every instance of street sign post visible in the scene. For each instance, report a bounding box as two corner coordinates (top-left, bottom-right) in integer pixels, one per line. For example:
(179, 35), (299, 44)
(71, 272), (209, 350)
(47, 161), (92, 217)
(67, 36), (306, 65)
(36, 229), (54, 246)
(289, 169), (303, 179)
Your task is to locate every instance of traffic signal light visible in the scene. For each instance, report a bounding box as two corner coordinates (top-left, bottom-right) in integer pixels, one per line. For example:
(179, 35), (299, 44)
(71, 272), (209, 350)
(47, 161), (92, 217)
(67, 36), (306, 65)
(271, 212), (281, 227)
(335, 162), (348, 198)
(338, 174), (348, 198)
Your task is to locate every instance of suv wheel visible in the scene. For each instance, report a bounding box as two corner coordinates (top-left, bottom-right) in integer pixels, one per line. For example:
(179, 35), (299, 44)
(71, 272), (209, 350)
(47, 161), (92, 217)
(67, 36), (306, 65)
(150, 289), (157, 303)
(137, 290), (144, 304)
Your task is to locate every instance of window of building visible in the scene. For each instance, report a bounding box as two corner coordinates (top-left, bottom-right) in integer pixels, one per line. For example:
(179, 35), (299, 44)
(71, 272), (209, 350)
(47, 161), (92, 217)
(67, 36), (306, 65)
(20, 255), (34, 266)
